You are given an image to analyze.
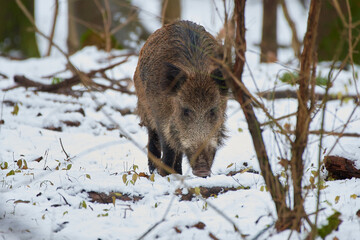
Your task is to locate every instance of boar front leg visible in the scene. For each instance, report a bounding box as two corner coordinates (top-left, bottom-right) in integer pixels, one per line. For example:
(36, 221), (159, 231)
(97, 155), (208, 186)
(160, 140), (183, 175)
(148, 128), (161, 173)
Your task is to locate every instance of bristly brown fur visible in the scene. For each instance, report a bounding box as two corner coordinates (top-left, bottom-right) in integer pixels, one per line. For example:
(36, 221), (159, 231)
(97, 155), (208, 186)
(134, 20), (228, 177)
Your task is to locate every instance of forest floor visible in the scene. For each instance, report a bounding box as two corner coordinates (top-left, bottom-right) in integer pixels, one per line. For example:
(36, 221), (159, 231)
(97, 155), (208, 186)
(0, 45), (360, 240)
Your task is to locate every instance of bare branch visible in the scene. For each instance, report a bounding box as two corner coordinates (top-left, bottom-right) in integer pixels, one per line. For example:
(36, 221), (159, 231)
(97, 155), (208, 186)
(280, 0), (301, 58)
(46, 0), (59, 56)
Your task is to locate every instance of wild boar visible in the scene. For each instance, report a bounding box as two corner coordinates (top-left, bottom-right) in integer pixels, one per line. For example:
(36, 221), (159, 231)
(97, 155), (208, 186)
(133, 20), (228, 177)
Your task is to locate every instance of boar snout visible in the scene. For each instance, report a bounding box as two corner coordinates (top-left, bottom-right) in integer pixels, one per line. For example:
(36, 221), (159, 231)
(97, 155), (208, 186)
(192, 167), (211, 178)
(188, 148), (215, 177)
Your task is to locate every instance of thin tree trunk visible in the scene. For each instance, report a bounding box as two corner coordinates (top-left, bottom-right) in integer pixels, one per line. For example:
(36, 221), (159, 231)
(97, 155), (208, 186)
(232, 0), (290, 230)
(161, 0), (181, 25)
(260, 0), (278, 62)
(46, 0), (59, 56)
(290, 0), (322, 230)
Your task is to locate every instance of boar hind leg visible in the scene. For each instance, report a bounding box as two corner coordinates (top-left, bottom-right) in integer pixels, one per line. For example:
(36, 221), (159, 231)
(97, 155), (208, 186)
(148, 128), (161, 173)
(161, 141), (183, 175)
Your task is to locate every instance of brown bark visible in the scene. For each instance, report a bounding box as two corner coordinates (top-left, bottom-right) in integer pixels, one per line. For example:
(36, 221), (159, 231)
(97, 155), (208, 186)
(290, 0), (322, 231)
(324, 155), (360, 179)
(46, 0), (59, 56)
(258, 89), (359, 102)
(11, 56), (132, 94)
(260, 0), (278, 62)
(232, 0), (290, 230)
(161, 0), (181, 25)
(280, 0), (301, 58)
(88, 191), (143, 203)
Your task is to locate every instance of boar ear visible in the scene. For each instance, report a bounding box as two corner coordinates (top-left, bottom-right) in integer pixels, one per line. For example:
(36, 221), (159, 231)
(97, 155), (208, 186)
(211, 68), (228, 95)
(164, 62), (187, 94)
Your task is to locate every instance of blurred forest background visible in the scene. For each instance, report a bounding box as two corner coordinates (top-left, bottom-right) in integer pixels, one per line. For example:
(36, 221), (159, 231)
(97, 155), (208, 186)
(0, 0), (359, 64)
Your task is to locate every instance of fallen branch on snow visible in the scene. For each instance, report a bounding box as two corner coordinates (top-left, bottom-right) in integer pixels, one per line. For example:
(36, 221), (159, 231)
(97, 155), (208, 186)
(4, 56), (134, 95)
(324, 155), (360, 179)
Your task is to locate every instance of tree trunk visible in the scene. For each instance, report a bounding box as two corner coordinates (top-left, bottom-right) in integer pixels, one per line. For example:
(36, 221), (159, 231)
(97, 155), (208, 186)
(161, 0), (181, 25)
(260, 0), (278, 62)
(232, 0), (292, 232)
(0, 0), (39, 58)
(290, 0), (321, 231)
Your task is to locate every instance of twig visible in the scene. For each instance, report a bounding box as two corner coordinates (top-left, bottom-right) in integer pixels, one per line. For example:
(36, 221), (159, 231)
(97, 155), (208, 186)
(260, 112), (297, 126)
(137, 219), (165, 240)
(280, 0), (301, 58)
(258, 89), (359, 102)
(94, 0), (112, 52)
(46, 0), (59, 56)
(58, 192), (71, 206)
(11, 56), (131, 93)
(59, 138), (70, 160)
(110, 10), (138, 35)
(0, 72), (8, 79)
(284, 130), (360, 138)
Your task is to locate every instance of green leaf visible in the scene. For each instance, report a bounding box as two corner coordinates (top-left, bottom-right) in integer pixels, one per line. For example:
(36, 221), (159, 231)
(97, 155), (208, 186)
(122, 174), (127, 184)
(194, 187), (201, 196)
(6, 170), (15, 177)
(150, 173), (155, 182)
(132, 173), (138, 184)
(202, 202), (208, 210)
(11, 103), (19, 116)
(85, 174), (91, 179)
(66, 164), (72, 170)
(315, 76), (328, 86)
(79, 200), (87, 209)
(279, 72), (298, 86)
(1, 162), (8, 170)
(63, 211), (68, 216)
(227, 163), (234, 169)
(132, 164), (139, 172)
(350, 194), (357, 199)
(22, 159), (28, 169)
(279, 71), (329, 87)
(14, 200), (30, 204)
(51, 77), (63, 84)
(317, 211), (342, 239)
(335, 196), (340, 204)
(112, 196), (116, 207)
(309, 176), (315, 185)
(97, 213), (108, 217)
(311, 170), (318, 177)
(17, 159), (23, 169)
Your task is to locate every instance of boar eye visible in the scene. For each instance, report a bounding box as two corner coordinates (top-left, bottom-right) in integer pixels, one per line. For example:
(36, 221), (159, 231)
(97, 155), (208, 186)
(182, 108), (191, 117)
(209, 107), (217, 117)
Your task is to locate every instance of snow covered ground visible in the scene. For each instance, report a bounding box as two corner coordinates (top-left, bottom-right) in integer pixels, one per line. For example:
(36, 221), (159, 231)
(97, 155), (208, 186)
(1, 1), (360, 239)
